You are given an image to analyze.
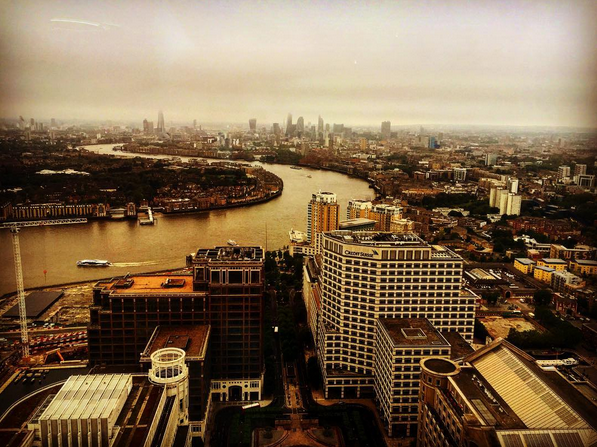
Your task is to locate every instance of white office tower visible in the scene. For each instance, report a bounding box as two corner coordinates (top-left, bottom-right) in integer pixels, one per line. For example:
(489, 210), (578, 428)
(149, 348), (189, 425)
(508, 177), (519, 194)
(316, 231), (475, 398)
(506, 193), (522, 216)
(498, 189), (510, 214)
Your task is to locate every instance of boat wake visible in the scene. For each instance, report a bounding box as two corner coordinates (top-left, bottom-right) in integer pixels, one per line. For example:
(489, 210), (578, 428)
(111, 260), (163, 267)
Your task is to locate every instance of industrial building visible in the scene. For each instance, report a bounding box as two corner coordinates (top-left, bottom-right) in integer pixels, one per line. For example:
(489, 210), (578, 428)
(417, 338), (597, 446)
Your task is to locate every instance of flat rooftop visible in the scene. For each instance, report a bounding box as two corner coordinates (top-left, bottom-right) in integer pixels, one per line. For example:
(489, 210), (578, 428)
(141, 325), (210, 360)
(3, 291), (64, 318)
(441, 331), (475, 360)
(540, 258), (567, 264)
(324, 231), (425, 246)
(515, 258), (535, 265)
(40, 374), (131, 422)
(339, 218), (377, 229)
(194, 246), (264, 262)
(97, 275), (195, 294)
(572, 259), (597, 266)
(378, 318), (450, 347)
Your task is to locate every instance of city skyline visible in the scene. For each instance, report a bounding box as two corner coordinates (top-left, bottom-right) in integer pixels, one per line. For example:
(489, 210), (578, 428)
(1, 1), (596, 128)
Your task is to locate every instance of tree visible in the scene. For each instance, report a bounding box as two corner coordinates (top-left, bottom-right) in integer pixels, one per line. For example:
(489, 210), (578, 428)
(534, 289), (552, 306)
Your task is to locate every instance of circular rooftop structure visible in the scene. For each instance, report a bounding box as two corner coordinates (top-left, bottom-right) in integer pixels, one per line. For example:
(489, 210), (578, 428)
(149, 347), (188, 385)
(421, 358), (460, 376)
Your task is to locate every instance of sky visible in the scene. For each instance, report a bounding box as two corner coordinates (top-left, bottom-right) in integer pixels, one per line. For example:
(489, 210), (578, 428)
(1, 0), (596, 128)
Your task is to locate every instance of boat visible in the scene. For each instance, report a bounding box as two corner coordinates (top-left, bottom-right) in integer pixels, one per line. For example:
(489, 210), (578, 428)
(290, 166), (302, 170)
(227, 240), (238, 246)
(76, 259), (111, 267)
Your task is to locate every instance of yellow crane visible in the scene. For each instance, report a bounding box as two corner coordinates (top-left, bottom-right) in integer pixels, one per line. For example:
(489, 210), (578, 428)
(0, 218), (87, 357)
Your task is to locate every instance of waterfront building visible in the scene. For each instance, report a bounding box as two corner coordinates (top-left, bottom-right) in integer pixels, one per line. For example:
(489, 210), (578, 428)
(417, 339), (597, 446)
(88, 246), (264, 402)
(10, 202), (108, 220)
(313, 231), (475, 399)
(347, 199), (373, 220)
(370, 204), (403, 231)
(381, 121), (391, 140)
(307, 191), (339, 244)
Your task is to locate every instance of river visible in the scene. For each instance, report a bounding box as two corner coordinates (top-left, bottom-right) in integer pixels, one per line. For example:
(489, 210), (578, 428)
(0, 144), (372, 296)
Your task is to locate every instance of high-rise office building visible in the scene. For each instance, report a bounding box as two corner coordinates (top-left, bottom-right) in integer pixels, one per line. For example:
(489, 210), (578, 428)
(310, 231), (475, 400)
(418, 339), (597, 446)
(273, 123), (281, 136)
(306, 191), (339, 243)
(157, 110), (165, 133)
(318, 116), (324, 136)
(296, 116), (304, 135)
(249, 118), (257, 132)
(50, 118), (56, 128)
(381, 121), (391, 140)
(332, 123), (344, 134)
(88, 246), (265, 402)
(142, 118), (154, 134)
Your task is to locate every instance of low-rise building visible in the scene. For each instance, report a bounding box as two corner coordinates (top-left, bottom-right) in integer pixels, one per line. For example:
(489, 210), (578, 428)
(554, 293), (579, 316)
(537, 258), (567, 272)
(570, 259), (597, 276)
(534, 265), (555, 283)
(552, 270), (585, 295)
(514, 258), (535, 275)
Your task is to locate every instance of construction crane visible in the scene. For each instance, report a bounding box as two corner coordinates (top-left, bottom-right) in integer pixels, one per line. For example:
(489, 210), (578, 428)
(0, 218), (87, 357)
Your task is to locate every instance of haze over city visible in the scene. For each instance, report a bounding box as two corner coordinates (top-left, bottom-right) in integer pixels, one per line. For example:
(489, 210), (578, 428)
(1, 0), (596, 128)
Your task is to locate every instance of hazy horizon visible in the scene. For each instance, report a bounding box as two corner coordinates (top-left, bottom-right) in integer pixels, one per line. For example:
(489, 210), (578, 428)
(2, 1), (596, 129)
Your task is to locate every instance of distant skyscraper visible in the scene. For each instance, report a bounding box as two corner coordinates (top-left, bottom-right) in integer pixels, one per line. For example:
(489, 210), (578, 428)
(30, 118), (35, 129)
(307, 191), (339, 243)
(157, 110), (165, 133)
(50, 118), (56, 128)
(286, 113), (293, 136)
(317, 116), (324, 135)
(142, 119), (154, 134)
(381, 121), (391, 140)
(193, 119), (197, 129)
(332, 123), (344, 134)
(296, 116), (304, 135)
(485, 153), (498, 166)
(273, 123), (281, 136)
(249, 118), (257, 132)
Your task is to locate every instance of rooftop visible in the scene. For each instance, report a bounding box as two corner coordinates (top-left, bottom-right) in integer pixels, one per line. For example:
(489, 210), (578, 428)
(98, 275), (195, 294)
(571, 259), (597, 266)
(540, 258), (568, 265)
(515, 258), (535, 265)
(535, 266), (555, 272)
(194, 246), (264, 262)
(339, 218), (377, 229)
(141, 325), (210, 360)
(378, 318), (450, 347)
(3, 291), (64, 318)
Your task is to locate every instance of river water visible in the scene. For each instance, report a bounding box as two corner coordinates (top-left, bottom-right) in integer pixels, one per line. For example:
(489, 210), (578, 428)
(0, 144), (372, 296)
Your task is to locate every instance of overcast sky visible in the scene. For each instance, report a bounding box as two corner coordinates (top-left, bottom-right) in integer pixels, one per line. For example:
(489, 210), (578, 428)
(1, 0), (596, 128)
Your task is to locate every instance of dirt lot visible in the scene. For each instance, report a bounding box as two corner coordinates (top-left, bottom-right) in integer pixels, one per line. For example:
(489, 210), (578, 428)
(38, 283), (94, 325)
(479, 316), (538, 339)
